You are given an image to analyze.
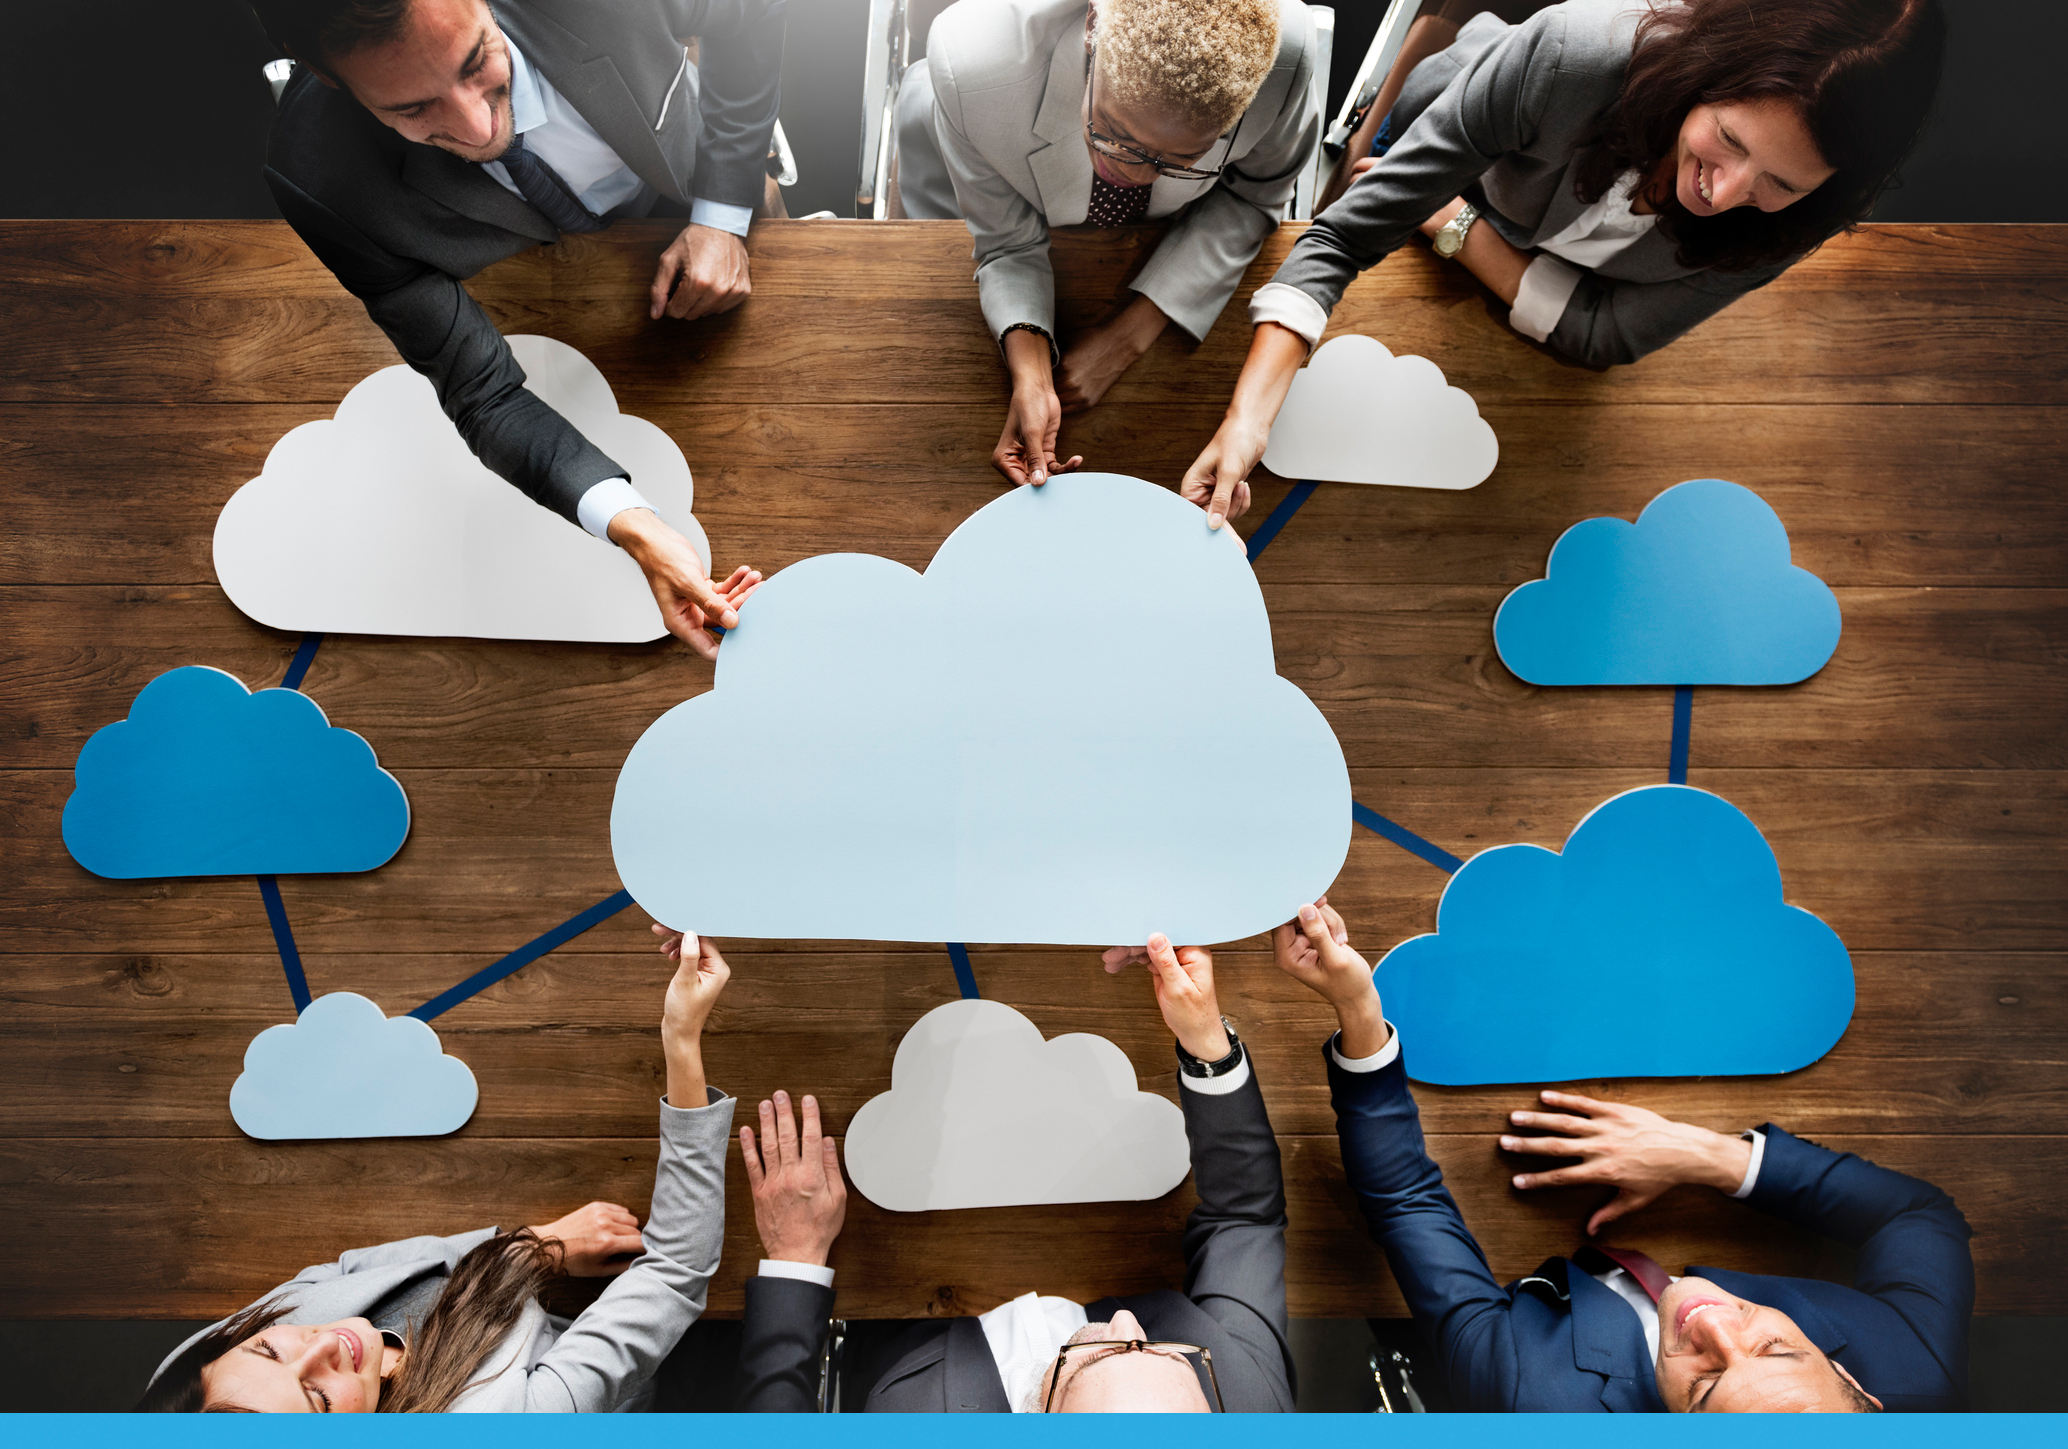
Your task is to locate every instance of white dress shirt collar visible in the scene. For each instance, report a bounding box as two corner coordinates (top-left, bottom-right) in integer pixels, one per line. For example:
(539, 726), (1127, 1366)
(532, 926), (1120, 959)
(979, 1291), (1089, 1412)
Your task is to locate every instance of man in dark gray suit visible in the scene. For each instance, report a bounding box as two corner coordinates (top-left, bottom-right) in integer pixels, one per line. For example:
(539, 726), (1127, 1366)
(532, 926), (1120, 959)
(733, 934), (1295, 1412)
(250, 0), (785, 654)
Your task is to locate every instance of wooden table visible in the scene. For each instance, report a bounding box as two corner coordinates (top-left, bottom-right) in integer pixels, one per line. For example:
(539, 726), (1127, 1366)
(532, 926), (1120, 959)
(2, 219), (2063, 1322)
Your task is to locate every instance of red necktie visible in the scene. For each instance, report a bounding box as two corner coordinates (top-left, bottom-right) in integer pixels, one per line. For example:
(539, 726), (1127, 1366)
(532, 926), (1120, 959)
(1577, 1244), (1673, 1303)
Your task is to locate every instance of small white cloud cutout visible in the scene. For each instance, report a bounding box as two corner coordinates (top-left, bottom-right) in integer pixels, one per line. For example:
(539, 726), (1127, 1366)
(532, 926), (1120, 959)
(229, 992), (479, 1140)
(844, 998), (1191, 1211)
(214, 335), (709, 642)
(1262, 334), (1498, 490)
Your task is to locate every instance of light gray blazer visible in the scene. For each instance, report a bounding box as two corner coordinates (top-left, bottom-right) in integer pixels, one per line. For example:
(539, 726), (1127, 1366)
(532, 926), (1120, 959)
(915, 0), (1321, 345)
(148, 1092), (734, 1413)
(1274, 0), (1795, 365)
(264, 0), (785, 524)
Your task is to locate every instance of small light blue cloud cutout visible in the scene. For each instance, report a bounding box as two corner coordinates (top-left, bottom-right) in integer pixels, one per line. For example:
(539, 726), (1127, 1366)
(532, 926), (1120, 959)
(62, 665), (409, 878)
(612, 473), (1351, 946)
(1493, 479), (1841, 685)
(230, 992), (479, 1140)
(1373, 784), (1854, 1085)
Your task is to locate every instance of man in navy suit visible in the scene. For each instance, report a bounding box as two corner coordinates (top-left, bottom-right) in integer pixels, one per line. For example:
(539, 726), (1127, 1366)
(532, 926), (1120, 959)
(1273, 898), (1974, 1412)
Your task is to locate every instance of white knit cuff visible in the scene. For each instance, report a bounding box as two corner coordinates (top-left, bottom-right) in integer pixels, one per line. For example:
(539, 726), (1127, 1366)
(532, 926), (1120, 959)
(758, 1259), (835, 1287)
(1329, 1024), (1402, 1073)
(1177, 1052), (1253, 1095)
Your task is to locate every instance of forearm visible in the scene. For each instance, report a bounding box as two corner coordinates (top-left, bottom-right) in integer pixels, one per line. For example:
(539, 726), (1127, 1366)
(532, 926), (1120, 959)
(1003, 325), (1055, 397)
(1224, 321), (1309, 430)
(665, 1038), (707, 1108)
(1422, 201), (1529, 305)
(688, 0), (788, 210)
(1333, 988), (1392, 1061)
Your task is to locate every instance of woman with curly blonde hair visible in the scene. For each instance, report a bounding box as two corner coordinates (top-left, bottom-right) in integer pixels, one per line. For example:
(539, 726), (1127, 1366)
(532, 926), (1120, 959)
(894, 0), (1323, 486)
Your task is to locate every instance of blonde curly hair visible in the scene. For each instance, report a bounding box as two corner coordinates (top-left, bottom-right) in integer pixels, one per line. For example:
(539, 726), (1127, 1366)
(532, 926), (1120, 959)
(1095, 0), (1283, 134)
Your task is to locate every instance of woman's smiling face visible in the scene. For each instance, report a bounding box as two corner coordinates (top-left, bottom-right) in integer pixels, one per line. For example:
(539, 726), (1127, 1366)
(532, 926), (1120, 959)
(1670, 98), (1836, 217)
(200, 1317), (389, 1412)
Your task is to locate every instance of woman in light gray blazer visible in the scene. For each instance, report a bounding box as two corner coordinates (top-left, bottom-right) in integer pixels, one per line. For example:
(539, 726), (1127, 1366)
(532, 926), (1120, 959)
(897, 0), (1321, 486)
(137, 937), (738, 1413)
(1183, 0), (1946, 525)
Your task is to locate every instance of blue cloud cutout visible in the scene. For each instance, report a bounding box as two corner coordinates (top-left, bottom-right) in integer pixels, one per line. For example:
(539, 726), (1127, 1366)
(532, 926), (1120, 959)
(230, 992), (478, 1140)
(612, 473), (1350, 945)
(1373, 784), (1854, 1084)
(1493, 478), (1840, 685)
(62, 665), (409, 878)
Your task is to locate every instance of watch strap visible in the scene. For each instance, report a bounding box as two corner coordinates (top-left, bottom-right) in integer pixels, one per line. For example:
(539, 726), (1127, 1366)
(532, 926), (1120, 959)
(1175, 1019), (1245, 1078)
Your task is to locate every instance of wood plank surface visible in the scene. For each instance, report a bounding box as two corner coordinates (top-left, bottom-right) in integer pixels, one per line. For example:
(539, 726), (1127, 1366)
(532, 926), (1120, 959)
(1, 219), (2063, 1323)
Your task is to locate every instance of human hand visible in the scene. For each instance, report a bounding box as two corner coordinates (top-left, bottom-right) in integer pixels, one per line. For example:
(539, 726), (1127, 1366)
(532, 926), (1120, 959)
(1179, 415), (1264, 529)
(527, 1201), (645, 1277)
(740, 1089), (847, 1267)
(1055, 296), (1167, 413)
(650, 223), (752, 321)
(1140, 934), (1229, 1062)
(1272, 898), (1389, 1059)
(993, 383), (1085, 488)
(1503, 1090), (1755, 1237)
(610, 508), (760, 660)
(661, 935), (731, 1040)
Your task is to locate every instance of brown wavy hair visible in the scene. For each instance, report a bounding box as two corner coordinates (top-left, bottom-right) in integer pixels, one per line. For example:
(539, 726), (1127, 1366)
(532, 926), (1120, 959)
(137, 1228), (558, 1413)
(1573, 0), (1946, 272)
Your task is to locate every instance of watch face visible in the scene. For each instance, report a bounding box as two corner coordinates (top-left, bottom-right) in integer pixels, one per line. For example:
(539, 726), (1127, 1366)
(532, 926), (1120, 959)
(1434, 230), (1460, 257)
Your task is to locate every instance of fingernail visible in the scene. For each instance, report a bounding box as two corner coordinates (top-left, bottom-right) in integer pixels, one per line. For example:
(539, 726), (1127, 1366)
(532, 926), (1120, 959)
(1513, 1175), (1528, 1188)
(1207, 512), (1223, 530)
(1298, 903), (1318, 923)
(1499, 1136), (1515, 1148)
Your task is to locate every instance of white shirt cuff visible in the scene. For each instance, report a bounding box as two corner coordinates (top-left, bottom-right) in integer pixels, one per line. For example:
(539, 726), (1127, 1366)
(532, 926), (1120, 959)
(1329, 1024), (1402, 1073)
(1510, 254), (1584, 343)
(690, 197), (754, 236)
(1247, 281), (1329, 350)
(1177, 1050), (1252, 1095)
(575, 477), (656, 542)
(758, 1259), (835, 1288)
(1729, 1129), (1767, 1200)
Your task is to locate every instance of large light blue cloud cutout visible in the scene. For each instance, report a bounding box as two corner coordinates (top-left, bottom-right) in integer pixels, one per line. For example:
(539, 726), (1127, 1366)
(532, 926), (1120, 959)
(62, 665), (409, 878)
(1494, 479), (1841, 685)
(230, 992), (478, 1140)
(1374, 784), (1854, 1084)
(612, 473), (1350, 945)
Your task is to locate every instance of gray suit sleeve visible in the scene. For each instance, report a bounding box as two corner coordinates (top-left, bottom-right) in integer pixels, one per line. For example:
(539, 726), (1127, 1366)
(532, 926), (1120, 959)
(1544, 260), (1787, 366)
(1269, 7), (1574, 315)
(262, 168), (628, 526)
(928, 52), (1059, 349)
(310, 1227), (501, 1283)
(1129, 39), (1320, 342)
(516, 1090), (735, 1412)
(1177, 1069), (1295, 1410)
(662, 0), (788, 210)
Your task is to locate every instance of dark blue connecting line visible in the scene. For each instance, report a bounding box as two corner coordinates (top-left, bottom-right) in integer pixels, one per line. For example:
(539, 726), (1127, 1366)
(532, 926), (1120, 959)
(1669, 685), (1693, 784)
(410, 890), (637, 1022)
(946, 941), (980, 999)
(257, 876), (312, 1013)
(1351, 802), (1463, 874)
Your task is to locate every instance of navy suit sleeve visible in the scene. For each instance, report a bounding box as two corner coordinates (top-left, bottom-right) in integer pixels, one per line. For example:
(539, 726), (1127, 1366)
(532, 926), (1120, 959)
(260, 166), (626, 526)
(1176, 1069), (1296, 1411)
(1745, 1126), (1975, 1391)
(1327, 1038), (1524, 1410)
(736, 1274), (834, 1411)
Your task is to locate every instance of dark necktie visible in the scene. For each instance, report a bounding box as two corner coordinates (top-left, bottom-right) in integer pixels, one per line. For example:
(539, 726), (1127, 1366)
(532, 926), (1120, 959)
(1574, 1244), (1673, 1303)
(494, 132), (604, 234)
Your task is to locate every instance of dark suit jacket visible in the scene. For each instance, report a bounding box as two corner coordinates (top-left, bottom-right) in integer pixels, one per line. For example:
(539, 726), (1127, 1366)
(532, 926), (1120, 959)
(264, 0), (784, 524)
(1329, 1039), (1975, 1412)
(738, 1067), (1296, 1412)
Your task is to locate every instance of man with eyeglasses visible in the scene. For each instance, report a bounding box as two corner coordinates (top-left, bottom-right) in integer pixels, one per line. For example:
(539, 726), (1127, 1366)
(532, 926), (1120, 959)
(892, 0), (1322, 489)
(1276, 898), (1976, 1413)
(734, 934), (1295, 1412)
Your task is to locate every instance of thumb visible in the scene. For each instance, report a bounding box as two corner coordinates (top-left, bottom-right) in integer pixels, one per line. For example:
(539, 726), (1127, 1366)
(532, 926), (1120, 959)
(1587, 1188), (1644, 1238)
(1207, 465), (1242, 531)
(1297, 902), (1357, 970)
(684, 571), (738, 630)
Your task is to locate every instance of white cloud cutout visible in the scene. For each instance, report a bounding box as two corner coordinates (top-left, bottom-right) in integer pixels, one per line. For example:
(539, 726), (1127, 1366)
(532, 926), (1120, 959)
(1262, 334), (1498, 490)
(844, 998), (1191, 1211)
(229, 992), (479, 1140)
(214, 335), (708, 642)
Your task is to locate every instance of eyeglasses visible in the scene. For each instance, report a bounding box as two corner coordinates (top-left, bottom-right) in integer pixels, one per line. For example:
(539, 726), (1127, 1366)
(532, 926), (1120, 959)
(1042, 1338), (1224, 1412)
(1083, 47), (1244, 182)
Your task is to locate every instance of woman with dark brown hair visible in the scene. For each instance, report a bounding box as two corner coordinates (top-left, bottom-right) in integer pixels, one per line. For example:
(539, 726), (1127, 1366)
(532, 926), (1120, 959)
(135, 937), (736, 1412)
(1181, 0), (1946, 526)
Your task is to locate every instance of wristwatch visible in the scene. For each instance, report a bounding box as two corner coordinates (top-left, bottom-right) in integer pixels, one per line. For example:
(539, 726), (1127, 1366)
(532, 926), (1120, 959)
(1175, 1018), (1246, 1079)
(1431, 201), (1481, 259)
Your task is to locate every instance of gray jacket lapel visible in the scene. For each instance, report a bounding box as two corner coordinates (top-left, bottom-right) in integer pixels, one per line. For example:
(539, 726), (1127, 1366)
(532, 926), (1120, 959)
(944, 1315), (1014, 1411)
(1027, 15), (1091, 227)
(500, 3), (689, 202)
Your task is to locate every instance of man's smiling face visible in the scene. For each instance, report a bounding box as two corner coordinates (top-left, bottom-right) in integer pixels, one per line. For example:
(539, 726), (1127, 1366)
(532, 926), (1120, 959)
(1653, 1276), (1880, 1412)
(324, 0), (515, 161)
